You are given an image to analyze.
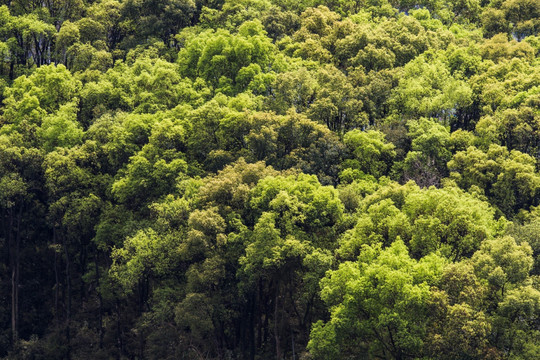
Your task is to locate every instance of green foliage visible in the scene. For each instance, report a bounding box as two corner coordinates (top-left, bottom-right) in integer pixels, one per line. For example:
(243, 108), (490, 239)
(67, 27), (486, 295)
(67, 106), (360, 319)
(390, 51), (473, 119)
(425, 263), (492, 359)
(79, 56), (201, 124)
(0, 0), (539, 358)
(39, 102), (83, 151)
(402, 118), (452, 186)
(342, 129), (396, 178)
(2, 65), (81, 133)
(473, 235), (533, 290)
(249, 173), (344, 246)
(111, 120), (188, 209)
(338, 181), (504, 260)
(449, 144), (540, 217)
(309, 240), (445, 359)
(177, 20), (275, 93)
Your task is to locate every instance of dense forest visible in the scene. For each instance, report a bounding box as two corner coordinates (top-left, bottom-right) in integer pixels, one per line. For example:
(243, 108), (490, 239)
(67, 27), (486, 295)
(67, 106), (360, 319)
(0, 0), (539, 358)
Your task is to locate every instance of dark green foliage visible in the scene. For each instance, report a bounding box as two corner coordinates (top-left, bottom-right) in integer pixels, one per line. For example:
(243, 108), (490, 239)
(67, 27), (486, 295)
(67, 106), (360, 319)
(0, 0), (539, 359)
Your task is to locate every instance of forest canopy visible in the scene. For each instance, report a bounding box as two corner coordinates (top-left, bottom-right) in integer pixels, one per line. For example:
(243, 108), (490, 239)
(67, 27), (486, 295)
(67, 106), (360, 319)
(0, 0), (540, 359)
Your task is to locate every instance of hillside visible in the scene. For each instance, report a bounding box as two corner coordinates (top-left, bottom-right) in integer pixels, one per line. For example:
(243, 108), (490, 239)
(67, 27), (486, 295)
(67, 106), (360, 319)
(0, 0), (540, 359)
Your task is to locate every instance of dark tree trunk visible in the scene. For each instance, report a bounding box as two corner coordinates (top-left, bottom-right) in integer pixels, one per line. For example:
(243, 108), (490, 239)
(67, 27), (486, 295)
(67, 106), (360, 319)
(274, 287), (281, 360)
(10, 206), (22, 347)
(95, 254), (104, 349)
(64, 237), (72, 360)
(54, 228), (60, 317)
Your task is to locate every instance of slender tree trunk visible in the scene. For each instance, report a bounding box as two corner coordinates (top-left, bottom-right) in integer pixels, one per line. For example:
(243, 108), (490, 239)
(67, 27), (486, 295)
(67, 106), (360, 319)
(54, 228), (59, 317)
(249, 291), (256, 360)
(274, 286), (281, 360)
(15, 207), (21, 335)
(257, 280), (263, 350)
(11, 206), (22, 346)
(11, 250), (18, 345)
(291, 327), (295, 360)
(64, 239), (72, 360)
(9, 60), (14, 80)
(9, 208), (16, 346)
(79, 240), (89, 304)
(137, 279), (145, 359)
(95, 254), (104, 349)
(116, 299), (123, 360)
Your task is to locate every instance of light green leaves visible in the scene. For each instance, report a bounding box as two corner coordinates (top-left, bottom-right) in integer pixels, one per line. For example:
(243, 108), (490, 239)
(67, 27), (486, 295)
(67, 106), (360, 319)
(310, 239), (445, 359)
(390, 51), (473, 119)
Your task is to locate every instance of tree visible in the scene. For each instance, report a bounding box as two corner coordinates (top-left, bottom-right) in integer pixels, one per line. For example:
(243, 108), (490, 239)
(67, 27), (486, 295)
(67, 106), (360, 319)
(481, 8), (510, 38)
(122, 0), (196, 44)
(309, 240), (445, 359)
(39, 102), (83, 152)
(448, 144), (540, 217)
(342, 129), (396, 178)
(402, 118), (452, 187)
(177, 20), (275, 93)
(307, 65), (365, 133)
(246, 111), (346, 184)
(389, 51), (473, 120)
(0, 134), (35, 347)
(425, 262), (492, 359)
(2, 64), (81, 132)
(338, 181), (505, 260)
(472, 236), (533, 297)
(475, 99), (540, 157)
(79, 55), (201, 125)
(111, 119), (188, 210)
(269, 67), (318, 114)
(502, 0), (540, 40)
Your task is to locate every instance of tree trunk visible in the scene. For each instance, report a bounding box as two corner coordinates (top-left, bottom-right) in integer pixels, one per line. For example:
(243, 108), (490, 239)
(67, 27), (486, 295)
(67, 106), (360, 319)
(116, 299), (123, 360)
(95, 254), (104, 349)
(249, 291), (256, 360)
(53, 228), (60, 317)
(64, 239), (72, 360)
(274, 287), (281, 360)
(11, 206), (22, 346)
